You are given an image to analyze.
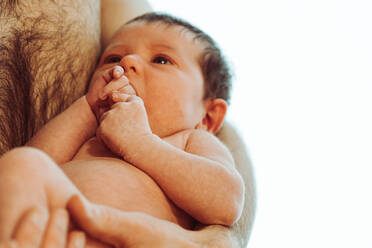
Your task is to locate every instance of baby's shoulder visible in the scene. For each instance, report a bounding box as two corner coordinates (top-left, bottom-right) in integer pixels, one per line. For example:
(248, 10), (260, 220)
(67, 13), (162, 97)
(164, 129), (234, 165)
(162, 129), (193, 150)
(185, 129), (226, 151)
(162, 129), (211, 150)
(186, 129), (235, 167)
(163, 129), (228, 152)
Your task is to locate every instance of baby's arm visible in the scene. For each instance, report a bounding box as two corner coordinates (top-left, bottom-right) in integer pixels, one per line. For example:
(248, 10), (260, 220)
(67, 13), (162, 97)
(132, 130), (244, 226)
(97, 95), (244, 226)
(27, 66), (128, 164)
(26, 96), (97, 164)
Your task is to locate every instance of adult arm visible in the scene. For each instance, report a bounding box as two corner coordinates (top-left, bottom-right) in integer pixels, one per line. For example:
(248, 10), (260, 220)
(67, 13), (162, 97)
(198, 121), (257, 247)
(101, 0), (152, 47)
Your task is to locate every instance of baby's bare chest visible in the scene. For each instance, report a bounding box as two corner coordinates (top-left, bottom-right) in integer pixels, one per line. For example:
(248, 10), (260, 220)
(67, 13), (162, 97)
(63, 134), (194, 229)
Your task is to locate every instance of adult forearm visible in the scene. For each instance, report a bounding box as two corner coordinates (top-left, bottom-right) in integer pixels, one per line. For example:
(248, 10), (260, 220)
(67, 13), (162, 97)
(216, 122), (257, 246)
(100, 0), (152, 47)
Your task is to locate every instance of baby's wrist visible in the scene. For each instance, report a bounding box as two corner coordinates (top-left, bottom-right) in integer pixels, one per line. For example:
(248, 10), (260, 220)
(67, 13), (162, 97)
(121, 133), (160, 163)
(81, 95), (99, 126)
(84, 94), (95, 111)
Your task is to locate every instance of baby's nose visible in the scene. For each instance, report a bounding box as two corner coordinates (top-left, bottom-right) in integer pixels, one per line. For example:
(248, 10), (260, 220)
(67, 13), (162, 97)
(120, 54), (143, 75)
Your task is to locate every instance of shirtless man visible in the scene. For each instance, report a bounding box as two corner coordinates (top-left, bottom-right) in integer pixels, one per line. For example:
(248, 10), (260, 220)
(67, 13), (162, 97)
(1, 13), (246, 246)
(0, 0), (255, 247)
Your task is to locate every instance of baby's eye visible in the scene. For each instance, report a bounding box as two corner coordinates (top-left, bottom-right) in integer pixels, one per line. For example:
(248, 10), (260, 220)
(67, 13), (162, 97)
(104, 55), (122, 64)
(152, 55), (173, 65)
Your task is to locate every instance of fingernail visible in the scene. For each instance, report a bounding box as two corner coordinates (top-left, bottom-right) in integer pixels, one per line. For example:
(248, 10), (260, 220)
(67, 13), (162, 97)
(114, 66), (124, 77)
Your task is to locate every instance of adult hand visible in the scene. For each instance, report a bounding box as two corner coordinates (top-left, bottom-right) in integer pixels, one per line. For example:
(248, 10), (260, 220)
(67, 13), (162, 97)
(0, 207), (85, 248)
(67, 195), (199, 248)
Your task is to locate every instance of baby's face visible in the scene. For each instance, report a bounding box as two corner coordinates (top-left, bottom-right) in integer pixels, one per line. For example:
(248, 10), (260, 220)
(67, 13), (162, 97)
(92, 22), (207, 137)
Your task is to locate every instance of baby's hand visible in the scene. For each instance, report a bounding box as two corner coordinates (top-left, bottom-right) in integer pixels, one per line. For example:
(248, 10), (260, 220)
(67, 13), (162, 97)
(96, 92), (152, 158)
(86, 66), (132, 120)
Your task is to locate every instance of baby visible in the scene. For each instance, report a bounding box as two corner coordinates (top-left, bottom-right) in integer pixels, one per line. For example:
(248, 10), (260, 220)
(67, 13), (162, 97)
(0, 12), (244, 246)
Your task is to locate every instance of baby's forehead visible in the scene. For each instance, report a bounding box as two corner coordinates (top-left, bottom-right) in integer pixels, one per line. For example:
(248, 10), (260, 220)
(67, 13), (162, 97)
(116, 21), (206, 51)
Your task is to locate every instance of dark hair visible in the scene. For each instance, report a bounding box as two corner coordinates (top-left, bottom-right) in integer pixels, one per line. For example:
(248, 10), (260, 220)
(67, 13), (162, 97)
(126, 12), (232, 104)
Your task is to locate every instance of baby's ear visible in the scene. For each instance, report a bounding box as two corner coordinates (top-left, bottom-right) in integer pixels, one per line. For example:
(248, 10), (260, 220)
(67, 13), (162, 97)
(196, 98), (227, 134)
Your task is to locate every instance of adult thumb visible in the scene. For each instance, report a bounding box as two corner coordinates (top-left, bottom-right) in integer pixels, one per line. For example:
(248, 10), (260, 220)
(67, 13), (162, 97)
(67, 194), (134, 247)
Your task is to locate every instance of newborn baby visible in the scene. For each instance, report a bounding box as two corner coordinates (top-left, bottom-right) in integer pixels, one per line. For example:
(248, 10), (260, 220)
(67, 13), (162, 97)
(0, 13), (244, 247)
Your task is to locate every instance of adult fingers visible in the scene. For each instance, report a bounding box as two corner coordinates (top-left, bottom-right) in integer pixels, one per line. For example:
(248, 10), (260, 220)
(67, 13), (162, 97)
(67, 195), (195, 248)
(67, 231), (86, 248)
(13, 207), (48, 248)
(0, 240), (18, 248)
(41, 209), (69, 248)
(67, 195), (132, 247)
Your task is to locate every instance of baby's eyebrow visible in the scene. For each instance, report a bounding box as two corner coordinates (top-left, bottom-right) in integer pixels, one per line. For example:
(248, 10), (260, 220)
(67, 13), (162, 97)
(104, 43), (130, 53)
(152, 44), (177, 52)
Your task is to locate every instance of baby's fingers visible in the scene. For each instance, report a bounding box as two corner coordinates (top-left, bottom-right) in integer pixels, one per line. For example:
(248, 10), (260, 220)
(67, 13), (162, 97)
(109, 92), (134, 103)
(100, 76), (129, 100)
(112, 66), (124, 79)
(102, 66), (124, 83)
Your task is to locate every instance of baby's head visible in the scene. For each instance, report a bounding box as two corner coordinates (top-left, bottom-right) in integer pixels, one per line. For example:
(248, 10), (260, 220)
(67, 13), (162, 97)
(96, 12), (232, 137)
(126, 12), (232, 105)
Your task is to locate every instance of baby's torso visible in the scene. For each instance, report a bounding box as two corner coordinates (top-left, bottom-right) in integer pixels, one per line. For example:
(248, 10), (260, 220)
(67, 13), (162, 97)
(61, 131), (195, 232)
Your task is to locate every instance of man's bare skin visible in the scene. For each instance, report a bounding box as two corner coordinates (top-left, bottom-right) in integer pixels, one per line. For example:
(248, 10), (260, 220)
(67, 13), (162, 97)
(11, 18), (243, 231)
(0, 1), (256, 247)
(0, 0), (100, 153)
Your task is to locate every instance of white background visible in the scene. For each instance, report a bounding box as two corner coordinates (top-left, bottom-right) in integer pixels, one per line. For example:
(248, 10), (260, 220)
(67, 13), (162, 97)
(149, 1), (372, 247)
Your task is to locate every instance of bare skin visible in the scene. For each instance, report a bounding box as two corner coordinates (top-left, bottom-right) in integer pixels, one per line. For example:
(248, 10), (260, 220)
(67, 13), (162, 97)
(0, 22), (245, 247)
(0, 0), (100, 153)
(0, 0), (256, 247)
